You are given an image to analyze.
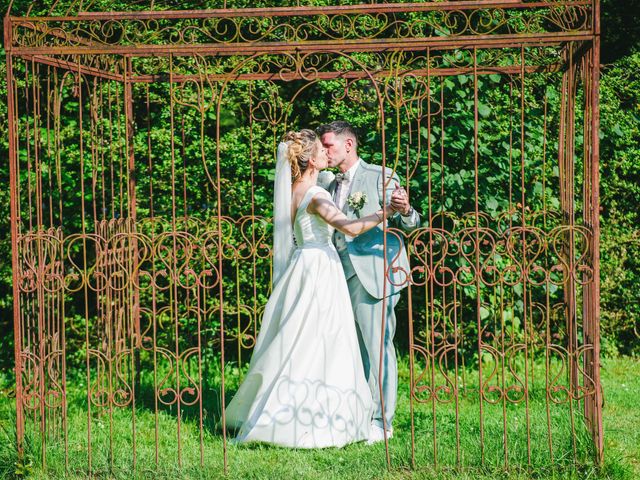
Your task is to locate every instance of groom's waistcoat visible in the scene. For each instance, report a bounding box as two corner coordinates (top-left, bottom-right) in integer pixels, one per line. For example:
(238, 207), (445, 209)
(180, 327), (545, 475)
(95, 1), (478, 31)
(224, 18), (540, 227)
(327, 160), (417, 300)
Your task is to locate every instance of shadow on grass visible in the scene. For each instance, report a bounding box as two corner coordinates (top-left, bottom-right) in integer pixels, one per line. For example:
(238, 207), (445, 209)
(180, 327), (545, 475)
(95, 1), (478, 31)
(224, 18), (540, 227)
(1, 358), (637, 480)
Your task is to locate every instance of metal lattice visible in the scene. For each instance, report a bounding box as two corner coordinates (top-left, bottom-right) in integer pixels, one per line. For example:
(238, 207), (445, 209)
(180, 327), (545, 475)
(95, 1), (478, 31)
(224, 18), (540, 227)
(5, 0), (602, 475)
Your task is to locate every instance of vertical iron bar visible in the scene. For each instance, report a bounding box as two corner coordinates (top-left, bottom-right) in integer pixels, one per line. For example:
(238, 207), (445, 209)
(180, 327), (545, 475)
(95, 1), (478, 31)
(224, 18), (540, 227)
(377, 72), (392, 471)
(589, 0), (604, 463)
(5, 15), (26, 460)
(46, 66), (53, 227)
(30, 56), (48, 469)
(168, 53), (183, 468)
(541, 90), (555, 464)
(214, 68), (228, 478)
(196, 62), (205, 468)
(123, 54), (139, 472)
(249, 82), (258, 359)
(473, 47), (485, 465)
(520, 46), (533, 468)
(145, 83), (161, 467)
(425, 49), (438, 469)
(565, 45), (580, 464)
(77, 57), (93, 476)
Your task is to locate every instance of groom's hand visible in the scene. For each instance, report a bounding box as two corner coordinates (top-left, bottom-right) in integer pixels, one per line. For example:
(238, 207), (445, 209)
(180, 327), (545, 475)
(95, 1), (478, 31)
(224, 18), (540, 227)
(390, 182), (411, 215)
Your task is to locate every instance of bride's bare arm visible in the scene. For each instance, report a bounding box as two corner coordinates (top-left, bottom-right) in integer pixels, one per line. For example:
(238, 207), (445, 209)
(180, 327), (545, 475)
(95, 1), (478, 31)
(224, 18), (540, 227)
(307, 193), (395, 237)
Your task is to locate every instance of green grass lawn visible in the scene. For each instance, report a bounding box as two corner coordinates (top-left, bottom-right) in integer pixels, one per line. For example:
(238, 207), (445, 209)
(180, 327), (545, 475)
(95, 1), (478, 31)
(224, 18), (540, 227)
(0, 356), (638, 479)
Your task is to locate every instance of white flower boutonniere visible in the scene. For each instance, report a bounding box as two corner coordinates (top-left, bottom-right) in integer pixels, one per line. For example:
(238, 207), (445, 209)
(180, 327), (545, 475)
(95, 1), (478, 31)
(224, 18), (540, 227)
(347, 191), (367, 216)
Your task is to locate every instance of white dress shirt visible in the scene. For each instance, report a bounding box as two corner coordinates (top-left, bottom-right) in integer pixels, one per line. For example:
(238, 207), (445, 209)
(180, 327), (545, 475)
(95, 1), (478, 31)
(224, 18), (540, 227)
(335, 159), (361, 211)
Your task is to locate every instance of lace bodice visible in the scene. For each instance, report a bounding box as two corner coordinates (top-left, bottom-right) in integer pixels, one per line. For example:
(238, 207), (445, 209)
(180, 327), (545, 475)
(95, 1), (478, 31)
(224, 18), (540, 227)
(293, 186), (335, 247)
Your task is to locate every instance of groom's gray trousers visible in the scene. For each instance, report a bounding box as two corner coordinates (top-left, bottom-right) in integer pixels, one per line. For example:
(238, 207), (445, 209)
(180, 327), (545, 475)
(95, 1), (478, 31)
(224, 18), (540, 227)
(337, 246), (399, 430)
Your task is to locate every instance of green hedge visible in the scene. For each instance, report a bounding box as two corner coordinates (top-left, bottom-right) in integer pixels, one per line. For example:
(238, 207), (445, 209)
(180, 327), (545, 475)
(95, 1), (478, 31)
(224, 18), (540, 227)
(0, 1), (638, 375)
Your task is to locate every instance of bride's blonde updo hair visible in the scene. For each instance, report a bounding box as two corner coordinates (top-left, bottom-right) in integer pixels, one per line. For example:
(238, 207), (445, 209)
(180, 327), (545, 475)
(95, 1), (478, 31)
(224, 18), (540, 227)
(284, 129), (318, 180)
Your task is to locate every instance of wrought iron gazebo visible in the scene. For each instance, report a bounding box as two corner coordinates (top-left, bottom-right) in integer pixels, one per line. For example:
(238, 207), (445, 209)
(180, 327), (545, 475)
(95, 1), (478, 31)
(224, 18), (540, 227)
(4, 0), (602, 476)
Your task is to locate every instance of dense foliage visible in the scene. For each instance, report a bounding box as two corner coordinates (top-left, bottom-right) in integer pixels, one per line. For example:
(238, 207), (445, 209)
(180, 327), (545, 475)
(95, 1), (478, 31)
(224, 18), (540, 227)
(598, 53), (640, 355)
(0, 0), (638, 378)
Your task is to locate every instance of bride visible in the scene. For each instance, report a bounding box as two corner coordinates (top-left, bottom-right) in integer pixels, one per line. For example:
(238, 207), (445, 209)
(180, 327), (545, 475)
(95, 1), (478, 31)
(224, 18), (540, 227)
(225, 129), (397, 448)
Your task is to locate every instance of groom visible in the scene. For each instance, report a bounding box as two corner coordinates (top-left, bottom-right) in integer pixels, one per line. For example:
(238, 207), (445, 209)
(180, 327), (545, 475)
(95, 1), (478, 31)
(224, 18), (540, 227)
(317, 121), (420, 443)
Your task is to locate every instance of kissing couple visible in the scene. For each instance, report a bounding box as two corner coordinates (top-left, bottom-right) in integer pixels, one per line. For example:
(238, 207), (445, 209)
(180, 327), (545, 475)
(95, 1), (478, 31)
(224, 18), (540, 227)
(226, 121), (420, 448)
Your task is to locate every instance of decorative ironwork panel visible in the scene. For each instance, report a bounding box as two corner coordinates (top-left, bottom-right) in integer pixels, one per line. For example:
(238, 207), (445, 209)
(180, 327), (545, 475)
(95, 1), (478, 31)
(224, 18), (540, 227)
(5, 1), (602, 476)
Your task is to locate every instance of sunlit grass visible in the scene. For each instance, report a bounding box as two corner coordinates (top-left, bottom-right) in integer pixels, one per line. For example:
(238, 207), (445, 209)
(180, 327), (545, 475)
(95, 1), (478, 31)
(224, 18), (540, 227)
(0, 356), (637, 479)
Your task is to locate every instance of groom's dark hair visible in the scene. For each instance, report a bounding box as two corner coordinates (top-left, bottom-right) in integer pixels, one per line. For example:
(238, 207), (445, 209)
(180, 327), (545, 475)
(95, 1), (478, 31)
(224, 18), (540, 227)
(316, 121), (359, 148)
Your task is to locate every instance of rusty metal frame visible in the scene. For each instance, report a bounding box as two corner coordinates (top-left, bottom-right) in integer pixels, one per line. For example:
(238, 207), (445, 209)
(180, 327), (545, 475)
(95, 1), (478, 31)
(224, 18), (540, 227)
(5, 0), (602, 475)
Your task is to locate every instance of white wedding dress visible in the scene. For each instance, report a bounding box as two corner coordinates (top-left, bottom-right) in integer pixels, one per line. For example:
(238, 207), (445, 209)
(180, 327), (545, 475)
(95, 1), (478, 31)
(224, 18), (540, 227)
(225, 185), (372, 448)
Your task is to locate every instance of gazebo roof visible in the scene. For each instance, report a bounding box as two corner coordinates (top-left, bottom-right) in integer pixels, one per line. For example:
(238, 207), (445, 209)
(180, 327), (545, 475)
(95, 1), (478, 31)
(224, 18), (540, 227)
(7, 0), (313, 16)
(7, 0), (593, 16)
(5, 1), (594, 81)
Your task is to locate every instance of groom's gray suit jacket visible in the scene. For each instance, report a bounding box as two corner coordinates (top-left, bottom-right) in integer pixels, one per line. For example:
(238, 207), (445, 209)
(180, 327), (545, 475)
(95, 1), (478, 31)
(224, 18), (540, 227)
(320, 160), (421, 299)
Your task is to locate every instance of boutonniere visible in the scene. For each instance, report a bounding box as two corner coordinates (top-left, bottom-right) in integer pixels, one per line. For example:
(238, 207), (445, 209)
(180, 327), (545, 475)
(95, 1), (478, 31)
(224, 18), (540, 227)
(347, 191), (367, 216)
